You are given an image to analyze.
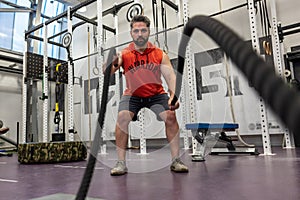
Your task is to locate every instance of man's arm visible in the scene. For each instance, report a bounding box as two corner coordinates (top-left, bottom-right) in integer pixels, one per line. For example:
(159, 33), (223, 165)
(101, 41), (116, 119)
(102, 52), (123, 75)
(160, 52), (179, 111)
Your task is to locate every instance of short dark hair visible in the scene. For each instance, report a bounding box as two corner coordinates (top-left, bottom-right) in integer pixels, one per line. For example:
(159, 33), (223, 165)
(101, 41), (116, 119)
(130, 15), (151, 29)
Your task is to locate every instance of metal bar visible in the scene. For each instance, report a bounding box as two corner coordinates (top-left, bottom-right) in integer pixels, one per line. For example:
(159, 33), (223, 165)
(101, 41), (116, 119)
(21, 40), (27, 143)
(48, 16), (115, 40)
(70, 0), (97, 14)
(103, 24), (116, 34)
(0, 135), (17, 147)
(73, 52), (98, 62)
(283, 28), (300, 36)
(27, 35), (64, 47)
(182, 0), (199, 155)
(25, 24), (43, 38)
(0, 8), (32, 12)
(162, 0), (178, 11)
(248, 0), (272, 155)
(67, 7), (74, 141)
(0, 54), (23, 64)
(102, 0), (133, 16)
(282, 22), (300, 31)
(42, 23), (49, 142)
(48, 29), (68, 40)
(48, 19), (89, 40)
(97, 0), (106, 154)
(269, 0), (294, 148)
(0, 66), (22, 75)
(209, 3), (247, 17)
(0, 0), (32, 9)
(73, 13), (97, 26)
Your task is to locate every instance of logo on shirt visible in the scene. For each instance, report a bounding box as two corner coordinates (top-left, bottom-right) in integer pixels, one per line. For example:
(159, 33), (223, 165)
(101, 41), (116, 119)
(128, 59), (159, 74)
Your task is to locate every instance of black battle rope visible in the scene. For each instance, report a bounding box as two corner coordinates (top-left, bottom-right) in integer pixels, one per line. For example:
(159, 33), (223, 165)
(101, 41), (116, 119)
(76, 48), (116, 200)
(171, 15), (300, 135)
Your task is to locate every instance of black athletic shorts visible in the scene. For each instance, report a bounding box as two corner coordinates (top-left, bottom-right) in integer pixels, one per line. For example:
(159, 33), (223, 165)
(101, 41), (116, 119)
(118, 93), (170, 121)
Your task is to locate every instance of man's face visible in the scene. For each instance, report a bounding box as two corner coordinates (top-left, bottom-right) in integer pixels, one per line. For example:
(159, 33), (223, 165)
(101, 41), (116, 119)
(130, 22), (150, 47)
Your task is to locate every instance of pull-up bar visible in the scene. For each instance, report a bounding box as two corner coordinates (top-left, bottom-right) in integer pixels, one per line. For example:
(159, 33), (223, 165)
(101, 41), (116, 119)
(102, 0), (134, 16)
(161, 0), (178, 12)
(25, 0), (97, 37)
(278, 22), (300, 42)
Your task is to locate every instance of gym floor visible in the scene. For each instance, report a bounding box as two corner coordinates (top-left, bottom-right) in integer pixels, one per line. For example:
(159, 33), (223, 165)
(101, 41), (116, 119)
(0, 147), (300, 200)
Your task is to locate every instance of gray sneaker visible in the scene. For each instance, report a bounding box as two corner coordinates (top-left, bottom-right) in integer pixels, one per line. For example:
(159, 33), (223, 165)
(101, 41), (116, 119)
(170, 158), (189, 173)
(110, 160), (128, 176)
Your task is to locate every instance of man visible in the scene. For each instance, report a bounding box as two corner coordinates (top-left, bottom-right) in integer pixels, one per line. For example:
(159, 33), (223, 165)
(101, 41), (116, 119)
(108, 15), (188, 175)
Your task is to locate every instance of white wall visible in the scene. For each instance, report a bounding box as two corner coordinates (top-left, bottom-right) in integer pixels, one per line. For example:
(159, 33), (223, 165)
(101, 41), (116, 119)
(0, 73), (22, 144)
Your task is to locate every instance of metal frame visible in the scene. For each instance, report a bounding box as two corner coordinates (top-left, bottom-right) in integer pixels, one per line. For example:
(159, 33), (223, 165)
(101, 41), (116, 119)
(42, 23), (49, 142)
(182, 0), (199, 155)
(268, 0), (293, 149)
(21, 43), (28, 143)
(67, 7), (74, 141)
(97, 0), (106, 154)
(21, 0), (99, 144)
(248, 0), (273, 155)
(176, 0), (189, 150)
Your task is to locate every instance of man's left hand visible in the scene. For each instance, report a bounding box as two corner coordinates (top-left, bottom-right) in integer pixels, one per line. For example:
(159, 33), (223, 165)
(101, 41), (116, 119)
(168, 98), (180, 111)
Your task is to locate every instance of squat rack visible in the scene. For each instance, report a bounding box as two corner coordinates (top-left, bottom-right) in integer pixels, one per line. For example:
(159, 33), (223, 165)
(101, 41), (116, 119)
(22, 0), (100, 143)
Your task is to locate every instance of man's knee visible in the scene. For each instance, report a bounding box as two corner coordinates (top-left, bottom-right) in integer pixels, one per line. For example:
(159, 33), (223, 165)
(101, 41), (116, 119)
(162, 111), (178, 125)
(116, 111), (134, 129)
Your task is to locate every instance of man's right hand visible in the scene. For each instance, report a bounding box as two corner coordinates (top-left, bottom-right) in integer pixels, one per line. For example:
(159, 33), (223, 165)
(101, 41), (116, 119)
(112, 54), (119, 68)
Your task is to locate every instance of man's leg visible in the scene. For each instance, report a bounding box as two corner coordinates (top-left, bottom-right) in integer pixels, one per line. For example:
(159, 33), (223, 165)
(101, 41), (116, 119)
(115, 110), (134, 160)
(111, 110), (134, 176)
(159, 110), (189, 173)
(159, 110), (180, 158)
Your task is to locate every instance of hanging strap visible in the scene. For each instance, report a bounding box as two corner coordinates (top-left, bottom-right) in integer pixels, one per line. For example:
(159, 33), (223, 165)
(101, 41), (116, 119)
(161, 0), (169, 54)
(152, 0), (160, 47)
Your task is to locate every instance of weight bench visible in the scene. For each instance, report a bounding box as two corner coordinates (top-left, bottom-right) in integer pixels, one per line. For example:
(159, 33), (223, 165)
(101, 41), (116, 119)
(185, 123), (259, 161)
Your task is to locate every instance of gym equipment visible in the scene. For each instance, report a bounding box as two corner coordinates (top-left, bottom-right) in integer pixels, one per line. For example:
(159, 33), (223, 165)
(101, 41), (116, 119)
(26, 52), (68, 84)
(62, 32), (72, 48)
(171, 15), (300, 136)
(52, 63), (66, 142)
(18, 141), (87, 164)
(185, 123), (259, 161)
(76, 47), (116, 200)
(126, 3), (143, 22)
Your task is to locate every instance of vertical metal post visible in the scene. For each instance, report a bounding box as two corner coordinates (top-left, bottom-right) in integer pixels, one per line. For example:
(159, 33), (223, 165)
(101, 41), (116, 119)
(182, 0), (198, 155)
(248, 0), (273, 155)
(139, 108), (148, 154)
(22, 40), (28, 143)
(67, 7), (74, 141)
(97, 0), (106, 154)
(268, 0), (293, 148)
(176, 0), (189, 150)
(42, 23), (49, 143)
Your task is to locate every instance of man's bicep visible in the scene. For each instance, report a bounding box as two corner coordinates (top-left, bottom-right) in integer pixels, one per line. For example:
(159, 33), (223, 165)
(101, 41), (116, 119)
(161, 52), (175, 77)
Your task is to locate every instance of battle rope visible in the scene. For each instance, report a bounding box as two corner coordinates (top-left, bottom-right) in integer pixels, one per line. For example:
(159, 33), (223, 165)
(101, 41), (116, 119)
(171, 15), (300, 136)
(75, 48), (116, 200)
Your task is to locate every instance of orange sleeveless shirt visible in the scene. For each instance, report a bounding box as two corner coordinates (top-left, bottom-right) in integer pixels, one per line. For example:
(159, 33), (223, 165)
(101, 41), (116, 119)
(121, 42), (166, 97)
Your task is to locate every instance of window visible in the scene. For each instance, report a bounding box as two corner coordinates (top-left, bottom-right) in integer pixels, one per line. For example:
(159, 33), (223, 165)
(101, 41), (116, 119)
(0, 0), (66, 55)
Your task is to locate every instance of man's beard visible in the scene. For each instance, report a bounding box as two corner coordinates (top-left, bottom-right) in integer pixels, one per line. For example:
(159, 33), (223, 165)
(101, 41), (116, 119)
(133, 36), (148, 47)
